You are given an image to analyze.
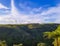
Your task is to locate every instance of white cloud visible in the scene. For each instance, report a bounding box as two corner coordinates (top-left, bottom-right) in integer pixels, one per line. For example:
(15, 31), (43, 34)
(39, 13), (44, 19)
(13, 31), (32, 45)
(0, 3), (9, 9)
(40, 4), (60, 23)
(0, 3), (60, 24)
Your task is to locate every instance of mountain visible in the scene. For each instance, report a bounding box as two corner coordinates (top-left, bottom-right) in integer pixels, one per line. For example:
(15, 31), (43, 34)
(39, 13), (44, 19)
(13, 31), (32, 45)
(0, 24), (58, 46)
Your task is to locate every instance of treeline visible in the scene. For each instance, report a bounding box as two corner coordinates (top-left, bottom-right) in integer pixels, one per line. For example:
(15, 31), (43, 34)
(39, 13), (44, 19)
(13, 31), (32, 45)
(0, 24), (58, 46)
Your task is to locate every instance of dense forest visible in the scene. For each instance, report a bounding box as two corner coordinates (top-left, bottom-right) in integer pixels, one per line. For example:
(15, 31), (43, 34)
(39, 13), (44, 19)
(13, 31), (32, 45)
(0, 24), (59, 46)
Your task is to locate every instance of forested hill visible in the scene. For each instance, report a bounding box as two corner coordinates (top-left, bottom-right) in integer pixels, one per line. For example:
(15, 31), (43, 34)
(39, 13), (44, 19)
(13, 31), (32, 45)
(0, 24), (58, 46)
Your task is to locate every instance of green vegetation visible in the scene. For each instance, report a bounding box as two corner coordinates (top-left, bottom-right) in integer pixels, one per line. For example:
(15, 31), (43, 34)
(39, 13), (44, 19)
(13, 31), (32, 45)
(43, 25), (60, 46)
(0, 24), (59, 46)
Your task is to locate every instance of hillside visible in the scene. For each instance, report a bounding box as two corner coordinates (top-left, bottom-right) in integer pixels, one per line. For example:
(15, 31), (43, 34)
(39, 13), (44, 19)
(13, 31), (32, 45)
(0, 24), (58, 46)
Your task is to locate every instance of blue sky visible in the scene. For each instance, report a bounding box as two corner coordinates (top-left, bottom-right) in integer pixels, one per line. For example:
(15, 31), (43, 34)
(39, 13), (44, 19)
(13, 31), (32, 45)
(0, 0), (60, 24)
(15, 0), (59, 14)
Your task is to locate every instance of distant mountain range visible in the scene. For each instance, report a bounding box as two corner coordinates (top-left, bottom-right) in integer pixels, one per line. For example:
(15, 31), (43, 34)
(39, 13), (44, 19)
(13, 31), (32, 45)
(0, 24), (58, 46)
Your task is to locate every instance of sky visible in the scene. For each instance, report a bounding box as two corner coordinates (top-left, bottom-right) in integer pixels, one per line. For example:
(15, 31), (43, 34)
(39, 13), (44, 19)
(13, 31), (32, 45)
(0, 0), (60, 24)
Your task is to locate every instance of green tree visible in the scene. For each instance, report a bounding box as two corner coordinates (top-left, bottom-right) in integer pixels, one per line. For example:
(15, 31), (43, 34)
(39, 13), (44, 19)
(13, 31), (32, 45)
(43, 25), (60, 46)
